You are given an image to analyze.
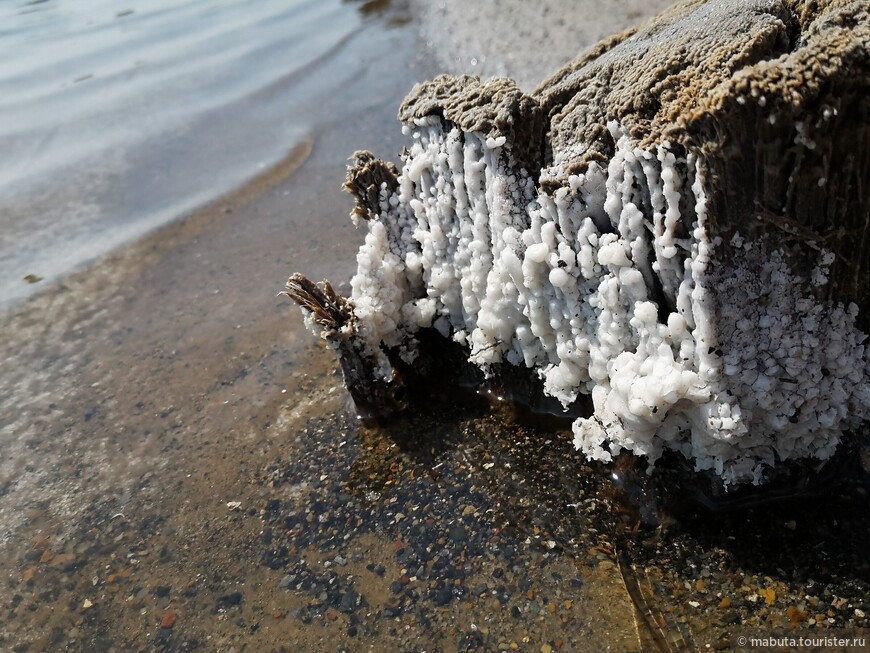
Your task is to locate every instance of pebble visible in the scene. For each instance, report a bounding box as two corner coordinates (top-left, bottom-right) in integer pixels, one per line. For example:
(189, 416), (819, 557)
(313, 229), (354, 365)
(216, 592), (243, 609)
(758, 589), (776, 606)
(434, 587), (452, 606)
(787, 606), (807, 624)
(160, 608), (177, 629)
(448, 525), (467, 542)
(339, 589), (358, 613)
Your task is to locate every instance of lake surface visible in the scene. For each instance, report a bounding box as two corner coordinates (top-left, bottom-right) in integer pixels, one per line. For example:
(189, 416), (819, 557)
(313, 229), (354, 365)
(0, 0), (400, 306)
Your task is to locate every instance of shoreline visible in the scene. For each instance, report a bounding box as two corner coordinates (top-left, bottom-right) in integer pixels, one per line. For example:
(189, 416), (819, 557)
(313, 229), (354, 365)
(0, 106), (642, 652)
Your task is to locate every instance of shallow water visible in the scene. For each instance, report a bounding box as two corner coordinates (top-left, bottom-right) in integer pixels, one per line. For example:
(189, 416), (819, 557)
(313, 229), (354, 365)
(0, 0), (395, 306)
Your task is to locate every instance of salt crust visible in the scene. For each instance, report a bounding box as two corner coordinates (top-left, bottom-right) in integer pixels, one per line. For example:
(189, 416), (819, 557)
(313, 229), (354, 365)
(336, 118), (870, 485)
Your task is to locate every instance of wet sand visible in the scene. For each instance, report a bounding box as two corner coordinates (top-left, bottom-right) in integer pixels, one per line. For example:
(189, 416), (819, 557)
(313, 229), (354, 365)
(0, 104), (638, 652)
(1, 2), (868, 652)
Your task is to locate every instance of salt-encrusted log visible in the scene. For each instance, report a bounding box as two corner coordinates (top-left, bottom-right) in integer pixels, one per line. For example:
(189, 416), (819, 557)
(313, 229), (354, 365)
(287, 0), (870, 485)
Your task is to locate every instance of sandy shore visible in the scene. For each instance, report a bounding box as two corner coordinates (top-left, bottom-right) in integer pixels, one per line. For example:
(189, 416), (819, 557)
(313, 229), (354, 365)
(0, 105), (640, 653)
(1, 2), (867, 652)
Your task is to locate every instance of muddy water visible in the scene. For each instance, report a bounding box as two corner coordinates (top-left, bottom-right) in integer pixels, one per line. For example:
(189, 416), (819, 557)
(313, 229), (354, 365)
(0, 1), (868, 652)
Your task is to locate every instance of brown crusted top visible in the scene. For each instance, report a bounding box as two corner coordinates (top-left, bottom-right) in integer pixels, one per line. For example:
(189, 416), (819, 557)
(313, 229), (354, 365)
(398, 75), (545, 174)
(540, 0), (799, 176)
(396, 0), (869, 187)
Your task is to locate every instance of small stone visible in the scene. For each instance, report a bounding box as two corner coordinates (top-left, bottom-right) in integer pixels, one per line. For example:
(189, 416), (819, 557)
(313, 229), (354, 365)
(39, 549), (54, 564)
(855, 609), (866, 619)
(787, 606), (807, 624)
(50, 553), (76, 569)
(82, 599), (93, 610)
(216, 592), (243, 608)
(541, 645), (553, 653)
(160, 608), (177, 629)
(23, 567), (36, 583)
(226, 501), (242, 511)
(434, 587), (452, 606)
(758, 589), (776, 606)
(273, 610), (283, 619)
(326, 612), (338, 622)
(719, 598), (732, 609)
(339, 589), (358, 613)
(695, 580), (706, 592)
(448, 525), (467, 542)
(722, 611), (741, 624)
